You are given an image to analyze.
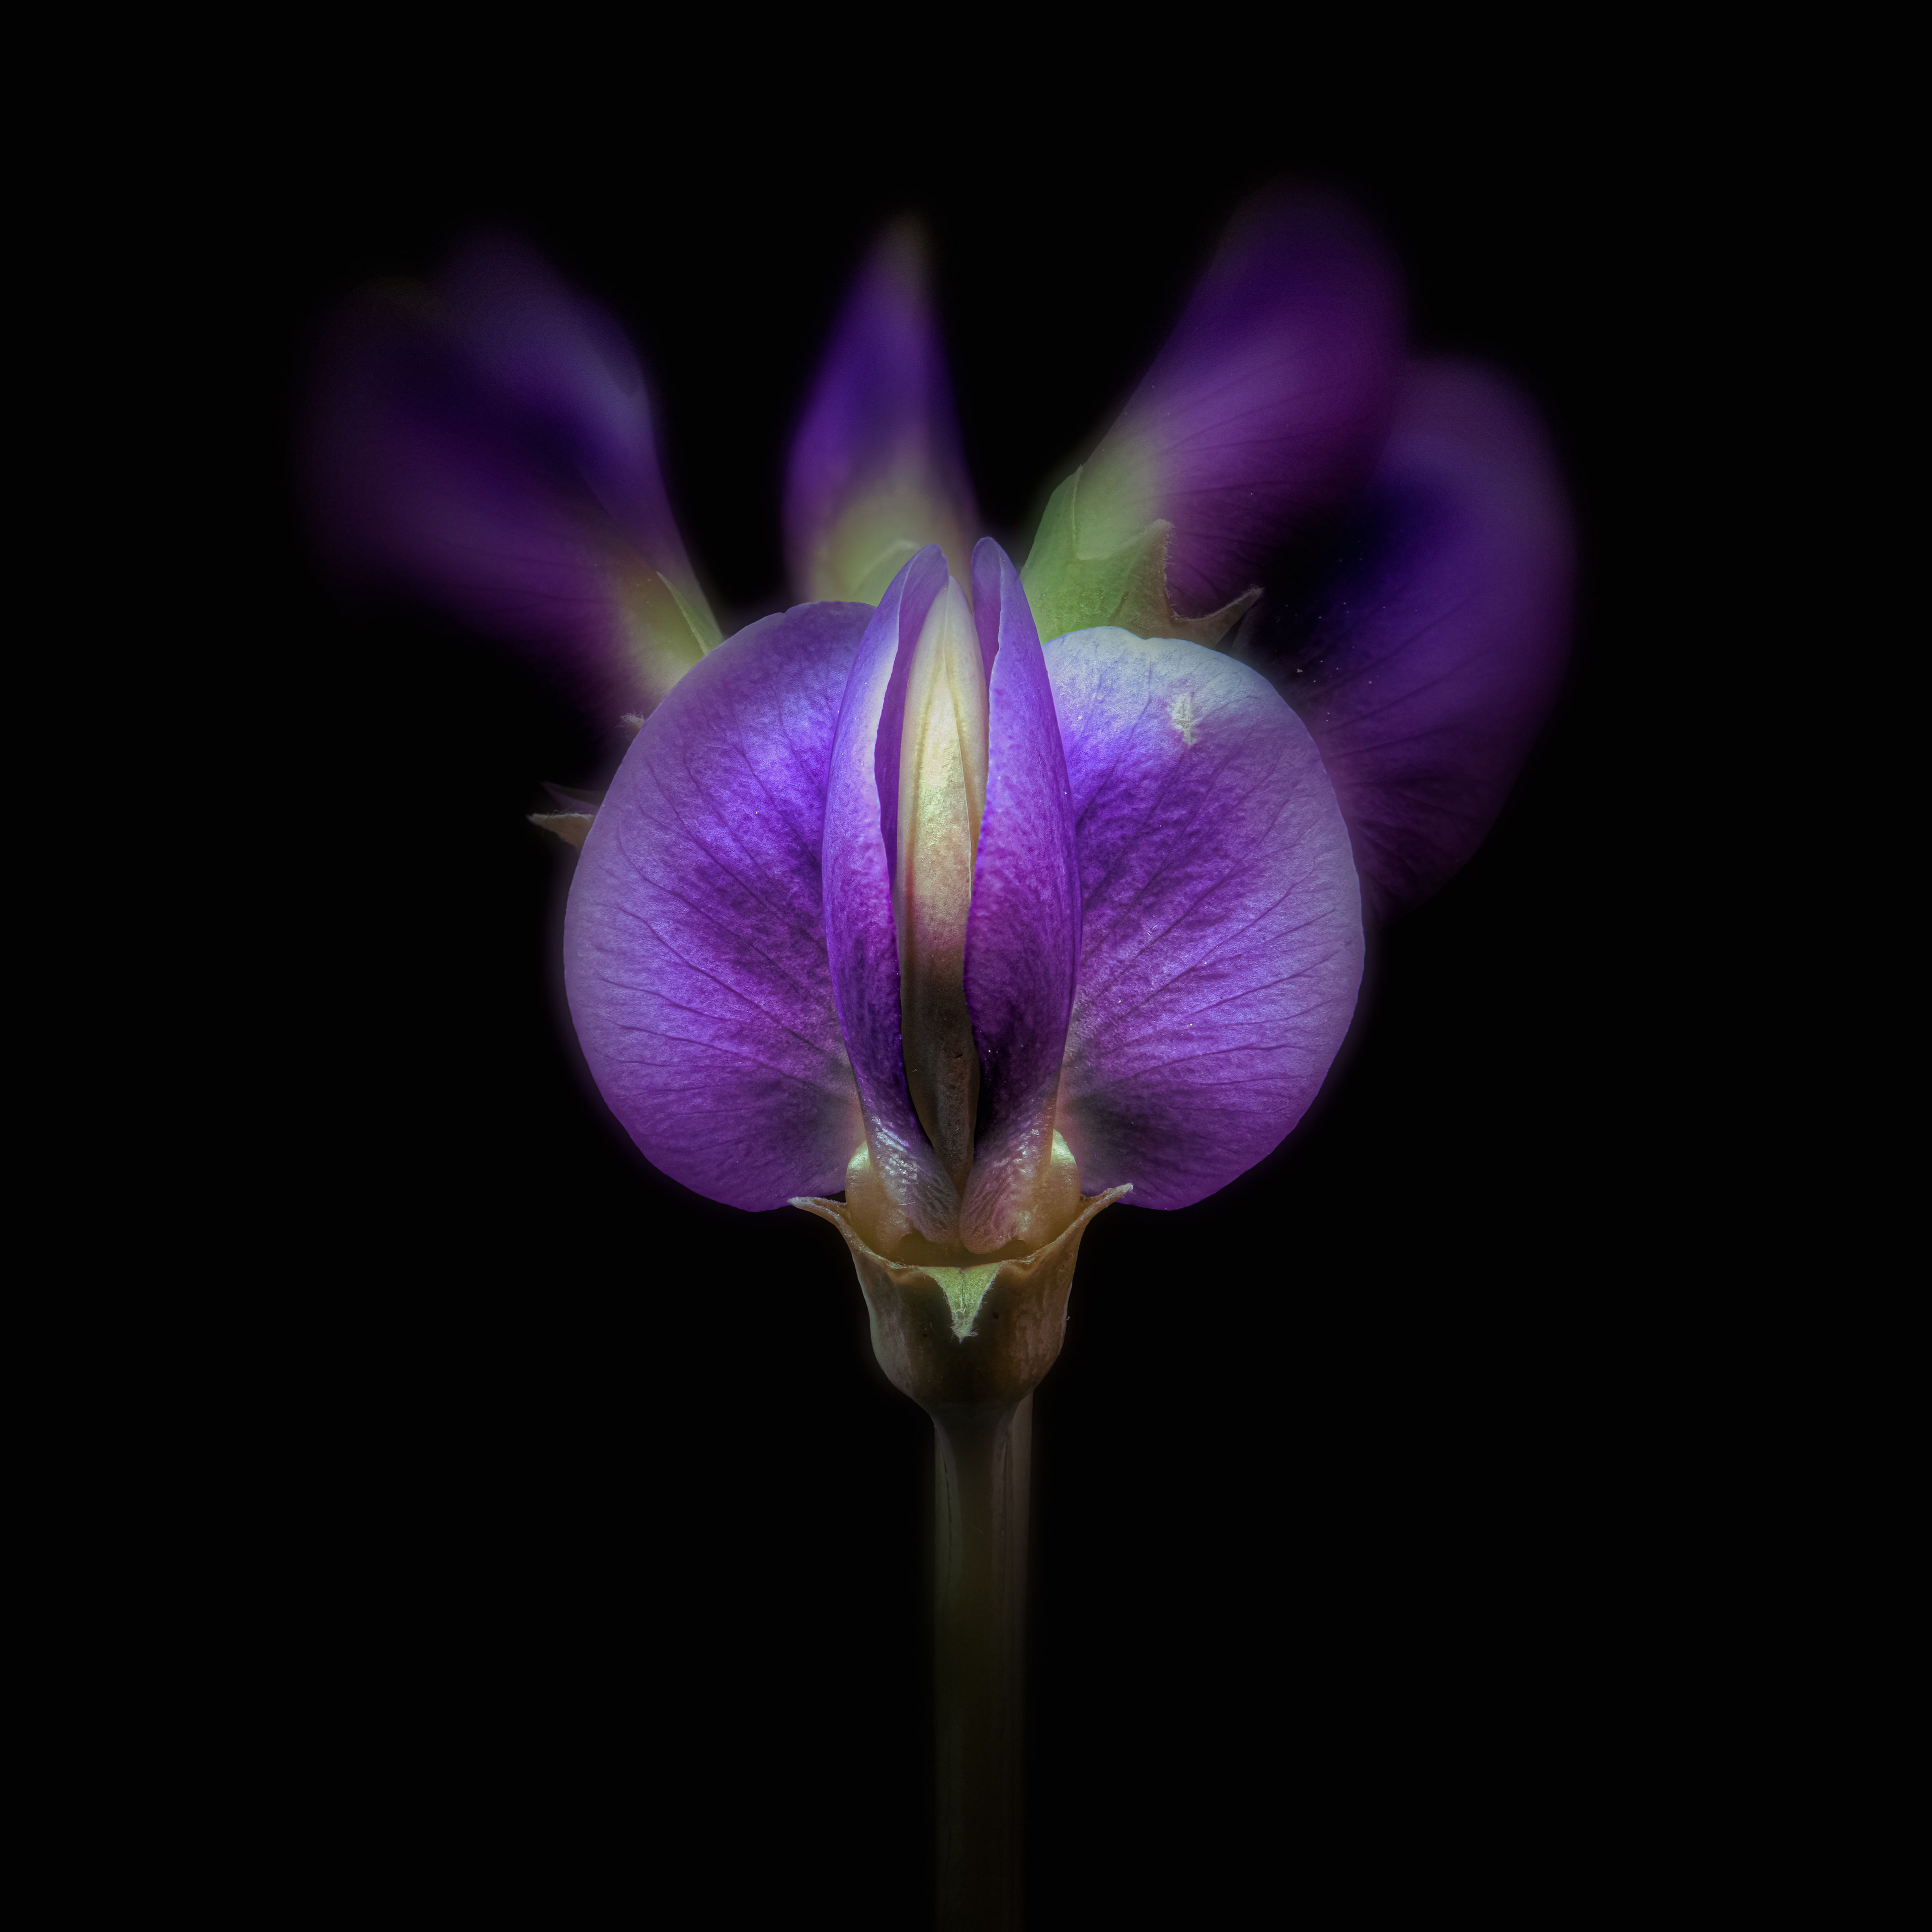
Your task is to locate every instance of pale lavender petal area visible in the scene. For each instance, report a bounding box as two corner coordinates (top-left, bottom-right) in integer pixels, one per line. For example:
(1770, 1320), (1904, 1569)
(304, 235), (713, 727)
(1082, 189), (1405, 617)
(1045, 630), (1363, 1209)
(821, 548), (959, 1237)
(563, 601), (871, 1208)
(783, 224), (980, 602)
(1243, 358), (1575, 917)
(959, 544), (1080, 1249)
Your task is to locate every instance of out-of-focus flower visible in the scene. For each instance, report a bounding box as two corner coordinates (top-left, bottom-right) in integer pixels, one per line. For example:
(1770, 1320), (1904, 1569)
(1005, 190), (1572, 918)
(306, 191), (1570, 924)
(565, 540), (1360, 1310)
(1230, 358), (1574, 914)
(304, 235), (720, 730)
(1018, 192), (1405, 651)
(783, 220), (979, 605)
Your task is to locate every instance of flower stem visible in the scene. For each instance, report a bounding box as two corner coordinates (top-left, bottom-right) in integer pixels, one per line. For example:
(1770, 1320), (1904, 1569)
(932, 1393), (1030, 1932)
(792, 1187), (1128, 1925)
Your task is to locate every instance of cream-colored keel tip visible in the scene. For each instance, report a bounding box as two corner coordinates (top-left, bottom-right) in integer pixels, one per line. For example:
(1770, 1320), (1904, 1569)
(792, 1182), (1132, 1410)
(895, 576), (989, 1194)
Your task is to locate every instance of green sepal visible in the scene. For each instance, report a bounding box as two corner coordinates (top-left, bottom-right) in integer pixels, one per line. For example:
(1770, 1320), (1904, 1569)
(616, 564), (724, 709)
(663, 573), (723, 655)
(1018, 468), (1259, 648)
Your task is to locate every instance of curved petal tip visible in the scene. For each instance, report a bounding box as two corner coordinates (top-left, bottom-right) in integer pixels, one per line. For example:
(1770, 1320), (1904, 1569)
(1241, 356), (1576, 917)
(303, 234), (717, 729)
(784, 223), (979, 604)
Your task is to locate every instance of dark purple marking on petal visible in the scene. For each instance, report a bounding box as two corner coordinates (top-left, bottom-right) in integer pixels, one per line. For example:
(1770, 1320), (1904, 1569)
(822, 548), (959, 1237)
(960, 544), (1081, 1248)
(1240, 358), (1575, 917)
(303, 235), (709, 726)
(563, 601), (870, 1208)
(1084, 189), (1405, 617)
(1045, 630), (1363, 1210)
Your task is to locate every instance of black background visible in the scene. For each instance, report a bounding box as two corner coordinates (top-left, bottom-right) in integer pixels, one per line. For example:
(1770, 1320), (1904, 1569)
(206, 70), (1735, 1923)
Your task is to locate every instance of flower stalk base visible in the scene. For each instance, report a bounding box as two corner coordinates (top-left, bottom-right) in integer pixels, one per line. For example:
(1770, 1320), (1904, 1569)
(794, 1185), (1128, 1929)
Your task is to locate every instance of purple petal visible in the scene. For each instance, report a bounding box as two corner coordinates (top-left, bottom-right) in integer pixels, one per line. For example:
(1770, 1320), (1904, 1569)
(1045, 631), (1363, 1209)
(959, 544), (1081, 1249)
(1245, 358), (1575, 917)
(304, 235), (715, 727)
(783, 224), (979, 602)
(1081, 189), (1405, 617)
(821, 548), (959, 1238)
(563, 601), (871, 1208)
(440, 236), (696, 572)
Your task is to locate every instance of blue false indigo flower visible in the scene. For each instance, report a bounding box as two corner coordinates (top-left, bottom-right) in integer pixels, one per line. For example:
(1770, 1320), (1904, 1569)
(565, 538), (1360, 1299)
(305, 193), (1571, 1315)
(305, 204), (1573, 1921)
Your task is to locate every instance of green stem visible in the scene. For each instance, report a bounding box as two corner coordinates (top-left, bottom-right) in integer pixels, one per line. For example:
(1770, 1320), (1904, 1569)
(792, 1186), (1129, 1924)
(932, 1393), (1030, 1932)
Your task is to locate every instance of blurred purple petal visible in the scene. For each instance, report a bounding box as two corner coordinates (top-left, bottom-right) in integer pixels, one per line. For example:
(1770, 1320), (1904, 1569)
(822, 548), (959, 1238)
(1080, 189), (1405, 618)
(1246, 358), (1575, 917)
(304, 236), (716, 727)
(442, 239), (707, 580)
(783, 223), (979, 603)
(1045, 631), (1363, 1208)
(563, 601), (870, 1208)
(959, 544), (1080, 1250)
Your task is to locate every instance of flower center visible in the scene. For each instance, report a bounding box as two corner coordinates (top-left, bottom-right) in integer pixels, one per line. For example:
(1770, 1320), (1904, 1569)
(893, 576), (987, 1194)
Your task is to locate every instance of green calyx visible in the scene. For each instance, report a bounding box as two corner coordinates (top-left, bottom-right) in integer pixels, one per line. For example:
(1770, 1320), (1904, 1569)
(617, 562), (723, 703)
(1019, 467), (1258, 649)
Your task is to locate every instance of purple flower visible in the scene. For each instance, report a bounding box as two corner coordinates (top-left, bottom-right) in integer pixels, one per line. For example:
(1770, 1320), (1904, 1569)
(306, 195), (1569, 912)
(566, 539), (1361, 1272)
(1234, 357), (1575, 916)
(1012, 188), (1573, 919)
(303, 203), (1577, 1932)
(303, 234), (720, 729)
(305, 193), (1572, 1284)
